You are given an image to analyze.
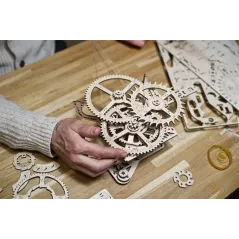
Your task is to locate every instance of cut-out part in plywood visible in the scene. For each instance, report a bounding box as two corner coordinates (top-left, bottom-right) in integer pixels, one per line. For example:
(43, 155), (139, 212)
(129, 79), (185, 126)
(173, 170), (194, 188)
(32, 162), (60, 173)
(101, 117), (177, 161)
(13, 173), (69, 199)
(158, 44), (239, 131)
(90, 189), (114, 199)
(158, 40), (239, 111)
(108, 144), (164, 184)
(13, 152), (35, 171)
(12, 170), (31, 192)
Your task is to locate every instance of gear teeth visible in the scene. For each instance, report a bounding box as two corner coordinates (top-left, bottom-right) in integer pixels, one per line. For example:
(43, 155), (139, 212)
(85, 74), (181, 162)
(13, 173), (69, 199)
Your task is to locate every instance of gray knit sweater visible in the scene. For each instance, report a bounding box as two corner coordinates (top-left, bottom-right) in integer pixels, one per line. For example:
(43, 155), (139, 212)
(0, 40), (58, 157)
(0, 97), (59, 157)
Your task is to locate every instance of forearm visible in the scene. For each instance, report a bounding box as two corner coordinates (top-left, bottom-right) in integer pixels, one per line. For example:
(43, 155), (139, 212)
(0, 97), (59, 157)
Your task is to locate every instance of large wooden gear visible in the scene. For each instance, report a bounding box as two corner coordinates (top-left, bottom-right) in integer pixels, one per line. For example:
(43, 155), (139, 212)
(129, 78), (185, 126)
(85, 74), (141, 123)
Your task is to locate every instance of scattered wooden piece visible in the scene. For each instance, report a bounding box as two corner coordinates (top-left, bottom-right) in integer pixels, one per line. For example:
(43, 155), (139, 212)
(32, 162), (60, 173)
(173, 170), (194, 188)
(90, 189), (114, 199)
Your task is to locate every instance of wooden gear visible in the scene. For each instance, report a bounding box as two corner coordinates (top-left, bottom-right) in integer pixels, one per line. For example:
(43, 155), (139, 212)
(173, 170), (194, 188)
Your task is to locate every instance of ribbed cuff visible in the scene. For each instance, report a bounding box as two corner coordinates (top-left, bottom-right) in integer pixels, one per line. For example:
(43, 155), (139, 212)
(0, 97), (60, 158)
(29, 115), (59, 157)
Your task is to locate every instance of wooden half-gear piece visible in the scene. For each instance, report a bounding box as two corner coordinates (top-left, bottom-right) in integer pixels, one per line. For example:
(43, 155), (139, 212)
(13, 173), (69, 199)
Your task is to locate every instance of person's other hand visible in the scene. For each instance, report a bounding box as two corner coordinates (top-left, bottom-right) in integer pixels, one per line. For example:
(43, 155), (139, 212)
(51, 119), (127, 177)
(123, 40), (146, 48)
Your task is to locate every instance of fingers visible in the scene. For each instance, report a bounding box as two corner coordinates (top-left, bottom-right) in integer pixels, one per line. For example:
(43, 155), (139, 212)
(74, 154), (116, 173)
(126, 40), (145, 47)
(83, 141), (127, 159)
(75, 164), (106, 178)
(56, 152), (108, 177)
(70, 120), (101, 138)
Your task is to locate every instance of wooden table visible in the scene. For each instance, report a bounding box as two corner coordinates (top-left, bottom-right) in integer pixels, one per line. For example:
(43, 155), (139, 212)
(0, 40), (239, 199)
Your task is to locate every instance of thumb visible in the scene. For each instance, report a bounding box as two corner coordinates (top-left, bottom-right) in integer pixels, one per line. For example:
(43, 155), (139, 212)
(71, 120), (101, 138)
(125, 40), (145, 47)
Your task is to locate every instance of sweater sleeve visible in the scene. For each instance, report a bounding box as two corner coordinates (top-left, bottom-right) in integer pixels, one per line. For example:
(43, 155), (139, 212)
(0, 97), (60, 157)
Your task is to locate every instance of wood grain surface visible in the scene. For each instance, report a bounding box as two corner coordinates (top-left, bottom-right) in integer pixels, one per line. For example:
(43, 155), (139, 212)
(0, 40), (239, 199)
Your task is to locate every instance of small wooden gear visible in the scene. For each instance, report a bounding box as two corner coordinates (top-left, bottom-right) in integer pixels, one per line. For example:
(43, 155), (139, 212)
(13, 152), (35, 171)
(173, 170), (194, 188)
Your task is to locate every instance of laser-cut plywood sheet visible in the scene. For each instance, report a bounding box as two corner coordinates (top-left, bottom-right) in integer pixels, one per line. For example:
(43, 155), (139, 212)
(157, 40), (239, 111)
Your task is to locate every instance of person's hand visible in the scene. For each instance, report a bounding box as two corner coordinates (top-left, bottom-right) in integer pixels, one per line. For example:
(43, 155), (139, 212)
(123, 40), (146, 48)
(51, 119), (127, 177)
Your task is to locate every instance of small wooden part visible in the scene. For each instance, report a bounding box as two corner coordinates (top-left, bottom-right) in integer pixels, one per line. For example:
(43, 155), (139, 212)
(173, 170), (194, 188)
(207, 145), (232, 171)
(0, 188), (3, 193)
(32, 162), (60, 173)
(128, 160), (190, 198)
(12, 170), (31, 192)
(13, 152), (35, 171)
(90, 189), (114, 199)
(108, 144), (164, 185)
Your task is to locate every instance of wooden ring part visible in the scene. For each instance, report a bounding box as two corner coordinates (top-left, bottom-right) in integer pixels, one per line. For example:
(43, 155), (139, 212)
(207, 145), (232, 171)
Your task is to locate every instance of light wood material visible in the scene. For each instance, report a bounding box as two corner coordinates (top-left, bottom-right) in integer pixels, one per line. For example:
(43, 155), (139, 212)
(0, 40), (239, 199)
